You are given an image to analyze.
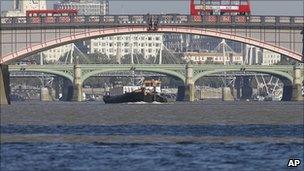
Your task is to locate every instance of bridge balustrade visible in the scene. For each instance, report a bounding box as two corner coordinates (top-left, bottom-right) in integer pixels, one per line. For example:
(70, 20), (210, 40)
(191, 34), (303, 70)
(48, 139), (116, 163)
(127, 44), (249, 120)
(58, 16), (71, 23)
(10, 17), (27, 24)
(130, 16), (145, 24)
(233, 16), (246, 23)
(219, 16), (232, 23)
(176, 15), (188, 23)
(44, 16), (56, 24)
(249, 16), (261, 23)
(294, 17), (304, 24)
(87, 16), (100, 23)
(264, 16), (276, 23)
(279, 17), (291, 23)
(73, 16), (86, 23)
(103, 16), (115, 23)
(116, 16), (129, 24)
(204, 15), (217, 23)
(1, 15), (303, 28)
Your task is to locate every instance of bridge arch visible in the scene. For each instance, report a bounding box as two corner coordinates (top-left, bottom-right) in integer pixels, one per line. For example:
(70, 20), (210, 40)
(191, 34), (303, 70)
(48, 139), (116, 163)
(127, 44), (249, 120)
(1, 26), (302, 64)
(9, 69), (74, 83)
(81, 68), (185, 84)
(192, 69), (293, 84)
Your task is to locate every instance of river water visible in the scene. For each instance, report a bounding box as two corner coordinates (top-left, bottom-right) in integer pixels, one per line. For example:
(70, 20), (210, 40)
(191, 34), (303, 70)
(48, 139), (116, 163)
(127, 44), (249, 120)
(1, 100), (303, 171)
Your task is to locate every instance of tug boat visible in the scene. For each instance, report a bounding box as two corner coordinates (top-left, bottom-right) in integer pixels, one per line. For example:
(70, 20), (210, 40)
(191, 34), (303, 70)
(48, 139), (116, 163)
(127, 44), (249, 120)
(103, 80), (167, 104)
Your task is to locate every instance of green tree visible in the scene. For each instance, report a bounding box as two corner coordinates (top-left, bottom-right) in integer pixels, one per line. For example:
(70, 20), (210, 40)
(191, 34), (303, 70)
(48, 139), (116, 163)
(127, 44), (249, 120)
(204, 58), (215, 64)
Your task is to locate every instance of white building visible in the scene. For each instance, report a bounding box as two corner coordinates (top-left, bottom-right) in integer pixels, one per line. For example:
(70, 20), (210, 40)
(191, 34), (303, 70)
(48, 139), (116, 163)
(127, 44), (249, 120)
(49, 0), (109, 62)
(261, 49), (281, 65)
(2, 0), (46, 16)
(244, 45), (281, 65)
(54, 0), (109, 15)
(90, 34), (164, 59)
(42, 44), (74, 63)
(2, 11), (25, 17)
(184, 52), (243, 64)
(19, 0), (46, 13)
(42, 0), (109, 63)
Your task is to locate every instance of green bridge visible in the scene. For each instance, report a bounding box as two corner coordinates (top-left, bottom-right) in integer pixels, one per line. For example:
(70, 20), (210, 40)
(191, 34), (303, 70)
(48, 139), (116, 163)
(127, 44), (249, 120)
(1, 64), (303, 104)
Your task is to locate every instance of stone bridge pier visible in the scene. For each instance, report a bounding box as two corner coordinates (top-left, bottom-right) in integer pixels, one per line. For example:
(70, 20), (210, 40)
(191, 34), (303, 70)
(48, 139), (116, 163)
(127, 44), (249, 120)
(0, 64), (10, 105)
(292, 65), (304, 101)
(72, 64), (83, 102)
(185, 63), (195, 102)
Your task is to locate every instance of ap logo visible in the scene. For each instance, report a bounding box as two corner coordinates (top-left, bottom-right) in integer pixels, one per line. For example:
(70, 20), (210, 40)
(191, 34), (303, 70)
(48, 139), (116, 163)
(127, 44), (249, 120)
(287, 159), (301, 167)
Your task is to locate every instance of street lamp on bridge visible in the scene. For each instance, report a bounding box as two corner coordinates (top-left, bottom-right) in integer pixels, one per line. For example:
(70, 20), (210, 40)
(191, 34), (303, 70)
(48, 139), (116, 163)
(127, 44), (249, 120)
(301, 29), (304, 62)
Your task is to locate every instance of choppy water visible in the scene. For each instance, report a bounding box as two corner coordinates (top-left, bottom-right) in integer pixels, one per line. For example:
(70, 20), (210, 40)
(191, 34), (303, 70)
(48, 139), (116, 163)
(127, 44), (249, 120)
(1, 142), (303, 171)
(1, 101), (303, 171)
(1, 124), (303, 137)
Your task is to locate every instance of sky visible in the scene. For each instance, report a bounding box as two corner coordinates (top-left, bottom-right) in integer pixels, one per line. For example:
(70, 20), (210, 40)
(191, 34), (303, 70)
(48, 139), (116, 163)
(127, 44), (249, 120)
(0, 0), (303, 16)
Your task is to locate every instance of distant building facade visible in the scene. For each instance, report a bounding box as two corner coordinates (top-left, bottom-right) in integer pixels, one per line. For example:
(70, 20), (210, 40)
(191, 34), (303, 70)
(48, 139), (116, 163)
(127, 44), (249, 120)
(244, 45), (281, 65)
(90, 34), (163, 59)
(42, 44), (74, 63)
(44, 0), (110, 62)
(45, 0), (109, 62)
(261, 49), (281, 65)
(164, 34), (242, 53)
(184, 52), (243, 64)
(2, 0), (46, 16)
(54, 0), (109, 15)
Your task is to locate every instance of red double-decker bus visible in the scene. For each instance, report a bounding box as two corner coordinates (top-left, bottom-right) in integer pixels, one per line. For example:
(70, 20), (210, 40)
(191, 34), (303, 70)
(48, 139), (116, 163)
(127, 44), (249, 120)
(190, 0), (251, 16)
(26, 9), (78, 24)
(26, 9), (78, 17)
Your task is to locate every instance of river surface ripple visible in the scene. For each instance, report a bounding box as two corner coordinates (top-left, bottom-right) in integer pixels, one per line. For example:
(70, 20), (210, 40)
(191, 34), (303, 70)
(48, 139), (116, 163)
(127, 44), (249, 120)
(1, 101), (303, 171)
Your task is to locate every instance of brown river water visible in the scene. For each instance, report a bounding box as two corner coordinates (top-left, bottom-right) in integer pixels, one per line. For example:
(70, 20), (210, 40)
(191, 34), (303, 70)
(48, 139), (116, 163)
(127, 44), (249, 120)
(1, 100), (303, 170)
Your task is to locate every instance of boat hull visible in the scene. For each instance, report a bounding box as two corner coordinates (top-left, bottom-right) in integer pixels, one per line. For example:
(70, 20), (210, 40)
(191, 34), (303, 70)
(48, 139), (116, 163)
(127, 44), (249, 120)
(103, 91), (167, 104)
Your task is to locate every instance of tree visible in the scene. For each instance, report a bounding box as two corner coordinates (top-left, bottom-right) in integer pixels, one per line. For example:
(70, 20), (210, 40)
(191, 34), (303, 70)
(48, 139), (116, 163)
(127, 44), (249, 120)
(87, 53), (116, 64)
(274, 56), (297, 65)
(204, 58), (215, 64)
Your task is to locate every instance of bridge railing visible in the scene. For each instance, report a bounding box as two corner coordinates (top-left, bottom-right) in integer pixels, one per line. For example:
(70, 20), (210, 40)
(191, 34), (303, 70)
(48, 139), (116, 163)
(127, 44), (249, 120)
(1, 15), (303, 28)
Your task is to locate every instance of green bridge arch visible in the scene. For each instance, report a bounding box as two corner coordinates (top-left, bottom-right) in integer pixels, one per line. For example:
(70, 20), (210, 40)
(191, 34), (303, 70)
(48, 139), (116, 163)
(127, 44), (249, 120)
(192, 69), (294, 84)
(9, 69), (74, 83)
(81, 68), (186, 84)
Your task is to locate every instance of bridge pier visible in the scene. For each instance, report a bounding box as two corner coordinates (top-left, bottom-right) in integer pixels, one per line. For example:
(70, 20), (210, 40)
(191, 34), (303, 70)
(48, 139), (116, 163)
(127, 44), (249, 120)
(61, 80), (74, 101)
(280, 75), (293, 101)
(222, 87), (234, 101)
(72, 64), (83, 102)
(40, 87), (52, 101)
(282, 85), (293, 101)
(241, 76), (253, 100)
(234, 76), (253, 100)
(185, 63), (195, 102)
(0, 64), (11, 105)
(235, 77), (242, 99)
(291, 65), (304, 101)
(53, 77), (60, 99)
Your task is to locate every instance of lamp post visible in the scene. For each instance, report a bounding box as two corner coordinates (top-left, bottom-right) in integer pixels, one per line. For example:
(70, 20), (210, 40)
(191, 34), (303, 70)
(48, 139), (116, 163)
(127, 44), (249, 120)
(301, 29), (304, 62)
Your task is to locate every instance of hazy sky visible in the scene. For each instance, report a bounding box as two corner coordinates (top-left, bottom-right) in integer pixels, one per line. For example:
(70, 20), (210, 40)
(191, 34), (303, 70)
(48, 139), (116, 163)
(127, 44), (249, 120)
(1, 0), (303, 16)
